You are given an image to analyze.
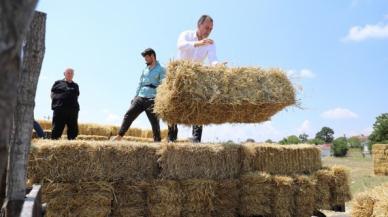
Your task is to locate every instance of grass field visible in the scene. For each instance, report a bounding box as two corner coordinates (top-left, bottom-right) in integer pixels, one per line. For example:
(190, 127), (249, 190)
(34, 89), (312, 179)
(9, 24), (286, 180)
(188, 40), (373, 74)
(322, 148), (388, 216)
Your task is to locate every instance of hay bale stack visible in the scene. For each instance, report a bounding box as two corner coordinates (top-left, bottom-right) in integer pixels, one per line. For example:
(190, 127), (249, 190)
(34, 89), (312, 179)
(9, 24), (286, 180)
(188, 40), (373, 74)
(240, 172), (273, 217)
(157, 143), (241, 180)
(181, 179), (217, 217)
(78, 123), (115, 137)
(331, 165), (352, 206)
(272, 176), (294, 217)
(154, 60), (296, 125)
(372, 144), (388, 175)
(351, 183), (388, 217)
(28, 140), (159, 183)
(313, 166), (351, 210)
(214, 180), (240, 217)
(42, 182), (113, 217)
(112, 182), (149, 217)
(36, 119), (167, 138)
(293, 175), (316, 217)
(147, 180), (183, 217)
(242, 143), (322, 175)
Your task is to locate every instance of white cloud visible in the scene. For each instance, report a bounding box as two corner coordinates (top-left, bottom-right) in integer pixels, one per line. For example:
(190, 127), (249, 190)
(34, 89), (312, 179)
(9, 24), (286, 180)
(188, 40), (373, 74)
(287, 69), (315, 79)
(299, 69), (315, 79)
(343, 23), (388, 42)
(321, 107), (358, 119)
(297, 120), (312, 135)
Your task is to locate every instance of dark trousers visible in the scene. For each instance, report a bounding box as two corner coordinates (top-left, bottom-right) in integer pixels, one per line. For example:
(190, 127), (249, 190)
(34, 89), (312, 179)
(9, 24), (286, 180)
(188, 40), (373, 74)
(52, 109), (79, 140)
(118, 96), (161, 142)
(33, 120), (45, 138)
(168, 124), (203, 143)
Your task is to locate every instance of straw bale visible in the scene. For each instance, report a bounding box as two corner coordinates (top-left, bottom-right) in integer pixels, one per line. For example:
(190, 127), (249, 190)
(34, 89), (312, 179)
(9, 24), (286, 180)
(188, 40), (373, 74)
(330, 165), (352, 206)
(112, 181), (149, 217)
(293, 175), (316, 217)
(78, 123), (114, 137)
(157, 143), (241, 180)
(239, 172), (273, 216)
(352, 193), (376, 217)
(181, 179), (217, 217)
(122, 136), (154, 143)
(242, 143), (322, 175)
(75, 135), (109, 140)
(313, 166), (351, 210)
(147, 180), (182, 217)
(28, 140), (103, 183)
(28, 140), (159, 183)
(373, 144), (388, 175)
(272, 175), (294, 217)
(36, 119), (167, 138)
(97, 142), (159, 181)
(214, 180), (240, 217)
(42, 182), (113, 217)
(154, 60), (296, 125)
(352, 183), (388, 217)
(127, 128), (143, 137)
(313, 168), (333, 210)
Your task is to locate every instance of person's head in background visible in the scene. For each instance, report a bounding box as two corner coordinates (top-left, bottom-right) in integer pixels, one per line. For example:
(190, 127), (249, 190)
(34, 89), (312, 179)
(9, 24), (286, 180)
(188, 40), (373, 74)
(141, 48), (157, 66)
(197, 15), (213, 40)
(64, 68), (74, 82)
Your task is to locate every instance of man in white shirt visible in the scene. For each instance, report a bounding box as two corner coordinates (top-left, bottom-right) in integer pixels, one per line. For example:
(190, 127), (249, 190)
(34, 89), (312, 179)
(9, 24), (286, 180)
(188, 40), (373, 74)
(168, 15), (220, 143)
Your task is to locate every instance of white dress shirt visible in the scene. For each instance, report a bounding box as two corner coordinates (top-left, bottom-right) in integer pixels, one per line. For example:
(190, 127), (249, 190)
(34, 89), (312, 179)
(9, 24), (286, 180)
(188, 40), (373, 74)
(177, 30), (218, 65)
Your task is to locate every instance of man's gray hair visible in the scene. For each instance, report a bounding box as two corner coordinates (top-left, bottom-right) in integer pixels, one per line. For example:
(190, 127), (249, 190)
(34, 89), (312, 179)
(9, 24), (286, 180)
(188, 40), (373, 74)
(197, 15), (213, 27)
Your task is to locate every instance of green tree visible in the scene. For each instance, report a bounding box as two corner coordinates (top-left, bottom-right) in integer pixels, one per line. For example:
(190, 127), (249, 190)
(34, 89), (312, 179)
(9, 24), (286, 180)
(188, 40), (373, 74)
(316, 127), (335, 143)
(287, 135), (301, 144)
(348, 136), (362, 148)
(332, 137), (349, 157)
(279, 138), (288, 145)
(299, 133), (309, 143)
(369, 113), (388, 148)
(265, 139), (273, 144)
(245, 138), (255, 143)
(279, 135), (301, 144)
(308, 138), (325, 145)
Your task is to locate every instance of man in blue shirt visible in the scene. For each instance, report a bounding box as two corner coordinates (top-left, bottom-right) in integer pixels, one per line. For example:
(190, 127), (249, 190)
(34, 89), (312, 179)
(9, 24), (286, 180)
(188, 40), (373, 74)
(112, 48), (165, 141)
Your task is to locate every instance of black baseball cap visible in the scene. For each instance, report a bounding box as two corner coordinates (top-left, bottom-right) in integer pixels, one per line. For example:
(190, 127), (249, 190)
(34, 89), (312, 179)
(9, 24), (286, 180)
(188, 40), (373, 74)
(141, 48), (156, 57)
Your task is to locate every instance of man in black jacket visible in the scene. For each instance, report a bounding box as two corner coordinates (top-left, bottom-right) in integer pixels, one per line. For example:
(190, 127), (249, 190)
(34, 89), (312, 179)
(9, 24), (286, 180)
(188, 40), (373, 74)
(50, 68), (80, 140)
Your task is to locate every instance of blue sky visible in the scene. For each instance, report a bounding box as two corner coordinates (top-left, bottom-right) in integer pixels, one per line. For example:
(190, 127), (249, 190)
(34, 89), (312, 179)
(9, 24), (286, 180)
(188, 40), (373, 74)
(35, 0), (388, 142)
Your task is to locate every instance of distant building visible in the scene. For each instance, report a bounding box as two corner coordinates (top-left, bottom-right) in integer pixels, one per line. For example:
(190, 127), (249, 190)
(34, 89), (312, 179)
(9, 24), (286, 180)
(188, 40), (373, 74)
(319, 143), (331, 158)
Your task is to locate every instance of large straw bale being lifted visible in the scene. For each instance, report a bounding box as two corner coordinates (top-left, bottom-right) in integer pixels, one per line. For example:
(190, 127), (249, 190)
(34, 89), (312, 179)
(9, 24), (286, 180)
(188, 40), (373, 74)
(154, 60), (296, 125)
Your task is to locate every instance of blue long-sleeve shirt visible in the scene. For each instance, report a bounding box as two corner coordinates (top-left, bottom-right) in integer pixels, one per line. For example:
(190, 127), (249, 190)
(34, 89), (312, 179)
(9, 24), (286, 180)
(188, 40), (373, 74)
(135, 61), (166, 98)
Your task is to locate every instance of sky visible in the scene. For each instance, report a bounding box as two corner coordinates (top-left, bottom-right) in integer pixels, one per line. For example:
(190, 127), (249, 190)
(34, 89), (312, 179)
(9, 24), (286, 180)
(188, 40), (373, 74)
(34, 0), (388, 143)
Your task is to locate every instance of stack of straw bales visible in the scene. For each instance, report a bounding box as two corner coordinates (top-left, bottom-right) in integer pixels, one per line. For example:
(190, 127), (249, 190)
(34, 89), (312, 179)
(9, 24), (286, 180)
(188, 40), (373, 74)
(28, 140), (159, 183)
(154, 60), (296, 125)
(157, 143), (241, 180)
(351, 183), (388, 217)
(36, 120), (168, 139)
(242, 143), (322, 175)
(372, 144), (388, 175)
(28, 140), (351, 217)
(42, 182), (113, 217)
